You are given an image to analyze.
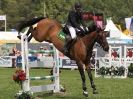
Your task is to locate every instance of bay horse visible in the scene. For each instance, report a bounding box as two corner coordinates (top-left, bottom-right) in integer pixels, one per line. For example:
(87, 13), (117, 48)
(16, 17), (109, 97)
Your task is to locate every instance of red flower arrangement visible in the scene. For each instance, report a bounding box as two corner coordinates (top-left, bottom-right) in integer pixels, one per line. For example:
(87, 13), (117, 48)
(13, 69), (26, 84)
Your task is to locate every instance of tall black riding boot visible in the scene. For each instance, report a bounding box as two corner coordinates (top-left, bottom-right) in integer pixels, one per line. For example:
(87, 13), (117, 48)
(64, 35), (72, 54)
(17, 33), (21, 39)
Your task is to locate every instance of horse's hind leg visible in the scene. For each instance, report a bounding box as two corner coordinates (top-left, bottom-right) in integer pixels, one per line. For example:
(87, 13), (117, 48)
(76, 62), (88, 97)
(86, 63), (98, 94)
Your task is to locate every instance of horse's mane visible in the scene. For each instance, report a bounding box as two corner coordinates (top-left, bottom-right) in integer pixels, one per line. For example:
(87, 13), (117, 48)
(16, 17), (45, 32)
(88, 24), (97, 33)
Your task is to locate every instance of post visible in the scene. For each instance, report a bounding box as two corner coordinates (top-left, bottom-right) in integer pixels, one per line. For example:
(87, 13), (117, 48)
(94, 48), (98, 77)
(124, 46), (127, 78)
(21, 27), (30, 92)
(53, 46), (60, 92)
(109, 45), (112, 67)
(44, 1), (46, 17)
(5, 15), (6, 32)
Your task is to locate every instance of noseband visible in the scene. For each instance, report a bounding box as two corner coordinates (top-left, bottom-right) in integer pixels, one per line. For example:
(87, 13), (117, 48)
(96, 31), (105, 48)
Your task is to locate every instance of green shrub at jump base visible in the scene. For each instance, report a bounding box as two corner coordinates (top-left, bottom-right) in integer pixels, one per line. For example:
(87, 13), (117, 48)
(128, 63), (133, 78)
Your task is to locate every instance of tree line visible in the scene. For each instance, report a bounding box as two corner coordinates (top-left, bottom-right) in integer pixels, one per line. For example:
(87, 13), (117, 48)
(0, 0), (133, 30)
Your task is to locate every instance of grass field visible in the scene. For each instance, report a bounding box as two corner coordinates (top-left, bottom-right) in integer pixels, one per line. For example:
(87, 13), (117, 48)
(0, 68), (133, 99)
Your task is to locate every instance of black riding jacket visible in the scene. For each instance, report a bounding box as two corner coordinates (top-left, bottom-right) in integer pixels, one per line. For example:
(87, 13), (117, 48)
(66, 10), (84, 31)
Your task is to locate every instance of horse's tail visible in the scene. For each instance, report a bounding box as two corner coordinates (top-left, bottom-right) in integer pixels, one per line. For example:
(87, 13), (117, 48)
(16, 17), (45, 32)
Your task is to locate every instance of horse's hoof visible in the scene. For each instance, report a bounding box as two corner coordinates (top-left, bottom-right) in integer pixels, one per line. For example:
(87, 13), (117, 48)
(60, 86), (66, 92)
(93, 90), (98, 94)
(64, 50), (69, 55)
(83, 91), (88, 97)
(17, 36), (21, 39)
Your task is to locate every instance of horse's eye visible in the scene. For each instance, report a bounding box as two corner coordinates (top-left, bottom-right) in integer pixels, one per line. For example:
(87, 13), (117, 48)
(106, 32), (110, 37)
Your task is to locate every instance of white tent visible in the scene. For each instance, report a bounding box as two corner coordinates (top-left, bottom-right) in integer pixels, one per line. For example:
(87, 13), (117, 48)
(0, 31), (20, 43)
(0, 31), (18, 40)
(120, 32), (132, 39)
(105, 18), (133, 44)
(0, 31), (38, 43)
(105, 19), (120, 38)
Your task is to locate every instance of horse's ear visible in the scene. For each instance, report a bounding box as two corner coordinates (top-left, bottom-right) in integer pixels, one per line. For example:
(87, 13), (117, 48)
(105, 31), (110, 37)
(96, 27), (102, 33)
(102, 26), (106, 30)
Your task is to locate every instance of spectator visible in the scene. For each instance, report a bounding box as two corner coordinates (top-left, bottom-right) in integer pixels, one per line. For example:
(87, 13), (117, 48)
(9, 47), (18, 68)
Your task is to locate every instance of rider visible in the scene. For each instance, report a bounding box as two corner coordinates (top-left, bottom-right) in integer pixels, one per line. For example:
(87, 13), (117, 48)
(64, 2), (88, 54)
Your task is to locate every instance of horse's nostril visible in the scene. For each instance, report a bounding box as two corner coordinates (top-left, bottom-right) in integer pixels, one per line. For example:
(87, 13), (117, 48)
(104, 46), (109, 52)
(106, 47), (109, 52)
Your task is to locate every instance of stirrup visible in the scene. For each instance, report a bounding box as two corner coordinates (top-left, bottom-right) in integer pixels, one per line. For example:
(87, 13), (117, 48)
(65, 49), (69, 54)
(63, 48), (68, 53)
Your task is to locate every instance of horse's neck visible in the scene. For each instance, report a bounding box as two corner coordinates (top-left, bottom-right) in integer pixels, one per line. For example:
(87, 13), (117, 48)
(82, 31), (97, 50)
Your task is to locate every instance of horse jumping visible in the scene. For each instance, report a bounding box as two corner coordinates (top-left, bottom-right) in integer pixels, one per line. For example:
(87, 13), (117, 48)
(17, 17), (109, 97)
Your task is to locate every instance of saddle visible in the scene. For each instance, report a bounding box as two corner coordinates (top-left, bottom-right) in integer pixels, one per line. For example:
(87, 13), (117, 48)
(63, 25), (86, 37)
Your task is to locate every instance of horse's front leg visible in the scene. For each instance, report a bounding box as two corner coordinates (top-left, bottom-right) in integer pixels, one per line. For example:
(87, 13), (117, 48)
(86, 63), (98, 94)
(76, 62), (88, 97)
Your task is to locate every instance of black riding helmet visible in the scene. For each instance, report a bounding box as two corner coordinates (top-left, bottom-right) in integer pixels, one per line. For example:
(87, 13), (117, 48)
(74, 2), (82, 11)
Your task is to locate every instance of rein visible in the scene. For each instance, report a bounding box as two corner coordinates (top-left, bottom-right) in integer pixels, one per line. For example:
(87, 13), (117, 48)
(86, 31), (98, 57)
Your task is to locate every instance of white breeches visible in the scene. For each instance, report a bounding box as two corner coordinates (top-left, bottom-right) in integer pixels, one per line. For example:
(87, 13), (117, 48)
(68, 25), (88, 39)
(79, 25), (88, 31)
(68, 26), (77, 39)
